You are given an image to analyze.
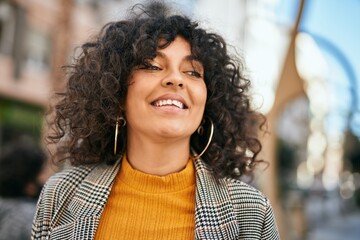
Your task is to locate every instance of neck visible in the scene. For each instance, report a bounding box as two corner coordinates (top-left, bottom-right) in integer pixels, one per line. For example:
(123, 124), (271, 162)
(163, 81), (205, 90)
(126, 134), (191, 176)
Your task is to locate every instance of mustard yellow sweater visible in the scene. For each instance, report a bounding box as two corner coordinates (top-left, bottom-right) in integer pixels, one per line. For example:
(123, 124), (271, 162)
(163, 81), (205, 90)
(95, 157), (196, 239)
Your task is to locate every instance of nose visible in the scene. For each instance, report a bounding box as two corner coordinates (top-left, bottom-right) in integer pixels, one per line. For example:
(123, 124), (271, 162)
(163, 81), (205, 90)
(161, 70), (184, 88)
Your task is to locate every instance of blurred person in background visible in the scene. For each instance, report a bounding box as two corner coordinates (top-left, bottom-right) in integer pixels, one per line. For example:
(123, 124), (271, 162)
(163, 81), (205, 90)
(32, 2), (279, 239)
(0, 140), (46, 240)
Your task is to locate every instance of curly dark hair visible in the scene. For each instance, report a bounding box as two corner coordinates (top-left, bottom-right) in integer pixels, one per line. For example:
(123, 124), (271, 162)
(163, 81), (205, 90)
(48, 2), (266, 180)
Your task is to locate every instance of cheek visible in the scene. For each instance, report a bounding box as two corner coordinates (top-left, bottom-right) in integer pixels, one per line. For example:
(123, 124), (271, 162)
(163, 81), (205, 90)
(195, 82), (207, 107)
(125, 79), (145, 105)
(125, 85), (141, 117)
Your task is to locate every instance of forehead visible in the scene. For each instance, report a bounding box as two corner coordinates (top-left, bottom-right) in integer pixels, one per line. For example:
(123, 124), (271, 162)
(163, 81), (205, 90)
(157, 36), (190, 52)
(156, 37), (202, 65)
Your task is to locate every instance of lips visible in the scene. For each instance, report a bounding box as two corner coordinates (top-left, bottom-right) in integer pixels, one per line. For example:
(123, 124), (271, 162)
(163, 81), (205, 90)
(151, 95), (188, 109)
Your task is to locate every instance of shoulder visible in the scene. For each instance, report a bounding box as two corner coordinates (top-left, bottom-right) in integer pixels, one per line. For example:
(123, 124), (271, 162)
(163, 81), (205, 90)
(44, 165), (94, 192)
(220, 178), (280, 238)
(39, 164), (96, 206)
(195, 158), (269, 208)
(37, 160), (121, 211)
(32, 164), (98, 235)
(221, 177), (270, 208)
(32, 161), (120, 238)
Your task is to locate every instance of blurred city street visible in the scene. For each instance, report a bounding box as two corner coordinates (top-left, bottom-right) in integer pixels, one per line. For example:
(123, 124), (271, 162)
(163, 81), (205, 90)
(308, 210), (360, 240)
(301, 191), (360, 240)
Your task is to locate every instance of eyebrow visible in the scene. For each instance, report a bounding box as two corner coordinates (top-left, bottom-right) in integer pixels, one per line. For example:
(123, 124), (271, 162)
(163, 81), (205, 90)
(155, 51), (202, 65)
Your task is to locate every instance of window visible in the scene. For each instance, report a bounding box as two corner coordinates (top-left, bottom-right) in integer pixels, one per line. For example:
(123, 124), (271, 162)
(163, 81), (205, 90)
(0, 2), (26, 78)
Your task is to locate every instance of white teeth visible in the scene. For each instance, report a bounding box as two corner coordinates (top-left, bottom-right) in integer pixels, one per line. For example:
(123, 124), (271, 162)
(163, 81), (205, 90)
(154, 99), (184, 109)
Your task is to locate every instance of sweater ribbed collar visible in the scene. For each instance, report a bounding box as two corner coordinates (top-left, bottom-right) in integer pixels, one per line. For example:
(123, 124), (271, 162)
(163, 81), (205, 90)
(117, 156), (195, 193)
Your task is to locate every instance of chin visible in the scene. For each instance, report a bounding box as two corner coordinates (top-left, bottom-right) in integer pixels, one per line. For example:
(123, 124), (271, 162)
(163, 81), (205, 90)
(157, 126), (192, 138)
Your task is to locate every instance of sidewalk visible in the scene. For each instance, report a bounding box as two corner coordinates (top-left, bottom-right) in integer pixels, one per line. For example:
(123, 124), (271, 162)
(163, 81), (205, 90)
(307, 210), (360, 240)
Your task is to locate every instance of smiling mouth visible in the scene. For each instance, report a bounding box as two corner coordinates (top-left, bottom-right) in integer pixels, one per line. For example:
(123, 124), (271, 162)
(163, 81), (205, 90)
(151, 99), (188, 109)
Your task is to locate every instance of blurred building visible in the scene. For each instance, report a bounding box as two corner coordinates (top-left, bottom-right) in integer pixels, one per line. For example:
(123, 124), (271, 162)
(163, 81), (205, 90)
(0, 0), (49, 146)
(0, 0), (99, 147)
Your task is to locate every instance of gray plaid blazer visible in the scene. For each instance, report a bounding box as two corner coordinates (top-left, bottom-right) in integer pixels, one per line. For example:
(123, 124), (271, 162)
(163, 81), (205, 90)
(32, 158), (280, 239)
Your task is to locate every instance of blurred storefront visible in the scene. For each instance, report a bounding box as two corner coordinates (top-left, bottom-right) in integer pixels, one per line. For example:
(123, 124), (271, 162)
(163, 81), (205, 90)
(0, 98), (43, 146)
(0, 0), (55, 147)
(0, 0), (93, 146)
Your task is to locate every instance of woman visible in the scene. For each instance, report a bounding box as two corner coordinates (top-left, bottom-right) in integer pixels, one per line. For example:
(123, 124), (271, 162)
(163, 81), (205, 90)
(32, 2), (280, 239)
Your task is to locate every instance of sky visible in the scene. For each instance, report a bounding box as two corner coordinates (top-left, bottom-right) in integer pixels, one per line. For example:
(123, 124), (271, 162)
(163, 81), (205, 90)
(301, 0), (360, 137)
(277, 0), (360, 138)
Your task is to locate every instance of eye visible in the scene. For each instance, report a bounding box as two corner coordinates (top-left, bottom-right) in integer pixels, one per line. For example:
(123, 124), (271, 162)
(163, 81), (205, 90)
(139, 64), (162, 71)
(185, 60), (204, 78)
(185, 70), (203, 78)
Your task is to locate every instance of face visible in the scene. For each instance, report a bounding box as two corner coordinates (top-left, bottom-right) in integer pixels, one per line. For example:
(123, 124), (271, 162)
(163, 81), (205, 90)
(125, 36), (207, 142)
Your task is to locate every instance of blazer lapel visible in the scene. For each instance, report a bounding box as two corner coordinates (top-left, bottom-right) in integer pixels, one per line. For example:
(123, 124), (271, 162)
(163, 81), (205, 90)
(194, 158), (240, 239)
(51, 157), (239, 239)
(67, 159), (121, 239)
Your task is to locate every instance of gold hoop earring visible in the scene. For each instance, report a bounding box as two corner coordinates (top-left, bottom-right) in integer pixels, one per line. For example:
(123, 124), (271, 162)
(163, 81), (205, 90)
(114, 116), (126, 155)
(191, 118), (214, 160)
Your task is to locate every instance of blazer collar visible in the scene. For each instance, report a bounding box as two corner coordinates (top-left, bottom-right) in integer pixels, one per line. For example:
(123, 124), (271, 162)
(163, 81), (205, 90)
(68, 157), (239, 238)
(68, 158), (122, 218)
(194, 158), (240, 239)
